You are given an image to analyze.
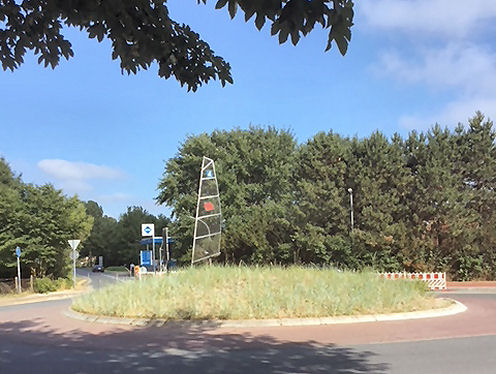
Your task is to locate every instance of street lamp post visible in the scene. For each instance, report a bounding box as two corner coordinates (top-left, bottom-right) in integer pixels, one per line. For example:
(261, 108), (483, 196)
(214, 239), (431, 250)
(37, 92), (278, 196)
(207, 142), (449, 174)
(347, 188), (354, 231)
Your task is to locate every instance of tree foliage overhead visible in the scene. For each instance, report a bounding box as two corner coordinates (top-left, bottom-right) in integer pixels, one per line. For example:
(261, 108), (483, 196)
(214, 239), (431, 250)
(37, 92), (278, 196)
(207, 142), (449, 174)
(0, 0), (354, 91)
(157, 114), (496, 280)
(207, 0), (354, 53)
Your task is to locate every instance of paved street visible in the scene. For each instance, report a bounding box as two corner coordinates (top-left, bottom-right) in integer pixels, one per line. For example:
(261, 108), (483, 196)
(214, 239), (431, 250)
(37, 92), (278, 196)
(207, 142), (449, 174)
(77, 268), (131, 290)
(1, 280), (495, 373)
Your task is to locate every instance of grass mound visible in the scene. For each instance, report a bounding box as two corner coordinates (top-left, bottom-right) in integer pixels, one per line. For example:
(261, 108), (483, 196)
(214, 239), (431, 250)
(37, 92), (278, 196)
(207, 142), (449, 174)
(72, 266), (446, 320)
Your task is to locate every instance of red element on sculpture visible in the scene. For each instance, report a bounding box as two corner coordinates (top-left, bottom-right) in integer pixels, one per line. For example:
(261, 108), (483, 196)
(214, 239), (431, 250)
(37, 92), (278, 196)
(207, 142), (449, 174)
(203, 201), (214, 212)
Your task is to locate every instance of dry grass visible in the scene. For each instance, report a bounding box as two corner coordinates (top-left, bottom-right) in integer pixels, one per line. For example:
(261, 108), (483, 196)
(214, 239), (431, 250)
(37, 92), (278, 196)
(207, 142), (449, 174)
(72, 266), (445, 320)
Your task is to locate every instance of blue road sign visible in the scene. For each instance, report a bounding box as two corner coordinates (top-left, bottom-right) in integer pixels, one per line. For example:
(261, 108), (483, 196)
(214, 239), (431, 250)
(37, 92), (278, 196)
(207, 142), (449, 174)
(144, 226), (151, 234)
(205, 170), (213, 178)
(15, 246), (21, 257)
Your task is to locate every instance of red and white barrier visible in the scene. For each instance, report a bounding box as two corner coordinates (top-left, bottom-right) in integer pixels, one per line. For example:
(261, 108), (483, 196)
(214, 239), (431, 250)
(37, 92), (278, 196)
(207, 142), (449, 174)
(379, 272), (447, 291)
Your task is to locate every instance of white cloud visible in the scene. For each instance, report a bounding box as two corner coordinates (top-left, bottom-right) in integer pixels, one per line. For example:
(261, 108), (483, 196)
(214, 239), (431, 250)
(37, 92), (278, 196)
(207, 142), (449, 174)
(376, 43), (496, 129)
(37, 159), (125, 194)
(38, 159), (124, 181)
(57, 179), (94, 193)
(360, 0), (496, 38)
(377, 44), (496, 95)
(399, 97), (496, 129)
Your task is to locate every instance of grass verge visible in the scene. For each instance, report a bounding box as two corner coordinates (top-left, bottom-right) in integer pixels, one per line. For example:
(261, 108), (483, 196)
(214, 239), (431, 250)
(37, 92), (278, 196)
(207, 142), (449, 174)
(72, 266), (448, 320)
(104, 266), (129, 273)
(0, 279), (89, 305)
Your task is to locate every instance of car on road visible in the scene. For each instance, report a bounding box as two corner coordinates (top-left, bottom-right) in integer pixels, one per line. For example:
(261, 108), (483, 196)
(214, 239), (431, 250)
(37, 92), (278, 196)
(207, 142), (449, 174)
(92, 265), (104, 273)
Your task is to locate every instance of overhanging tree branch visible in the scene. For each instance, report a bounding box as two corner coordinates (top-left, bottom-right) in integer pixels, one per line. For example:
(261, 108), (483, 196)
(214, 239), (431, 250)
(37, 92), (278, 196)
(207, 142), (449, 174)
(0, 0), (354, 91)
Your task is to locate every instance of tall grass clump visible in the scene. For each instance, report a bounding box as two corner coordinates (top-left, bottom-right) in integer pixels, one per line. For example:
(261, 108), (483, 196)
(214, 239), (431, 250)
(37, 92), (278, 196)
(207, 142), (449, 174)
(72, 266), (446, 320)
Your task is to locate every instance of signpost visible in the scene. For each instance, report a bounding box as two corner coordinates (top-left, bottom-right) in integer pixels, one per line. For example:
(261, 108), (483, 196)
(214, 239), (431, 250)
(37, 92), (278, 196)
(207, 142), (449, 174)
(15, 246), (21, 293)
(164, 227), (169, 271)
(141, 223), (155, 273)
(68, 240), (81, 288)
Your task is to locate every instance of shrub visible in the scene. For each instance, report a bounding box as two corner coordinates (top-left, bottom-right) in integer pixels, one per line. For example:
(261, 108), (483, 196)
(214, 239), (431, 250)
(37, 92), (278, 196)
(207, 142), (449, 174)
(33, 277), (58, 293)
(33, 277), (71, 293)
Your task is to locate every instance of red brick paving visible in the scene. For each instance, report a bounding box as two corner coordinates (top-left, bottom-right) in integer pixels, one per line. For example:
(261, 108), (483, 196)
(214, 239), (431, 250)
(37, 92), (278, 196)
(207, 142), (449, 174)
(0, 293), (495, 351)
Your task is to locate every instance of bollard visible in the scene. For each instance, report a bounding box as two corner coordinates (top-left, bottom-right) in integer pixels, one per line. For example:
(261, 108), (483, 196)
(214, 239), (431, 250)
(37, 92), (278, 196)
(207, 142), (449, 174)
(15, 276), (20, 293)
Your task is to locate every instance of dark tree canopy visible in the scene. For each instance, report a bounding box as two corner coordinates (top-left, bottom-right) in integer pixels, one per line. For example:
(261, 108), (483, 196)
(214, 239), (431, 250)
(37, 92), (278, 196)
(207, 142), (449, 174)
(0, 0), (354, 91)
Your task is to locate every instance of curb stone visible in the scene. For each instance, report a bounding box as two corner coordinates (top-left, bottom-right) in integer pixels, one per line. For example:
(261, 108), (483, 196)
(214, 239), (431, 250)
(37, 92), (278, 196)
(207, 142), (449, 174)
(65, 298), (467, 328)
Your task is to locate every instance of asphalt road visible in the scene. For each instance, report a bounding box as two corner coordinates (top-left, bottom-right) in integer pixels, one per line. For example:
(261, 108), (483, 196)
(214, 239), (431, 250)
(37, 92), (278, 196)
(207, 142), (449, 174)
(77, 268), (131, 290)
(0, 287), (494, 373)
(0, 328), (494, 373)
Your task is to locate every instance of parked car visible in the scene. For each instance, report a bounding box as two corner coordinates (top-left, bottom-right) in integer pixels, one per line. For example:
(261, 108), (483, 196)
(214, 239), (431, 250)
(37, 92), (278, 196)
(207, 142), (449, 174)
(92, 265), (104, 273)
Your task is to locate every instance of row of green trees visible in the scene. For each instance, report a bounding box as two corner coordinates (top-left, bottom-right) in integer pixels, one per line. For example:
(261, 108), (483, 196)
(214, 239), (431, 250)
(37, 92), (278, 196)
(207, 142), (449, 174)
(0, 157), (170, 278)
(81, 202), (170, 267)
(0, 159), (93, 279)
(157, 113), (496, 280)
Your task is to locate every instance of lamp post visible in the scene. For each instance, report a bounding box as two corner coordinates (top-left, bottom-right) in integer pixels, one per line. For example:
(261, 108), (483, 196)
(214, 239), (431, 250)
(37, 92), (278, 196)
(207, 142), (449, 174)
(347, 188), (354, 231)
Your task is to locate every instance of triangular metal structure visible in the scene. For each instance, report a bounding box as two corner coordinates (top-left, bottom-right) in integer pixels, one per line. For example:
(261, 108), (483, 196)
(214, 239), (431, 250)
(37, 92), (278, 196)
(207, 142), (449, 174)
(191, 156), (222, 264)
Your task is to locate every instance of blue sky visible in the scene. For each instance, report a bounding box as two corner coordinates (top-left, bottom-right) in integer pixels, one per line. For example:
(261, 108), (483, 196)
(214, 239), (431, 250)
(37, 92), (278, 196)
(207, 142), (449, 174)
(1, 0), (496, 218)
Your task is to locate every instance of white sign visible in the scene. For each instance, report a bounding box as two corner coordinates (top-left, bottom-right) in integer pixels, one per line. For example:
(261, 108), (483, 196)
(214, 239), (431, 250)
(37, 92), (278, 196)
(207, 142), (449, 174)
(141, 223), (154, 237)
(68, 240), (80, 250)
(70, 251), (80, 261)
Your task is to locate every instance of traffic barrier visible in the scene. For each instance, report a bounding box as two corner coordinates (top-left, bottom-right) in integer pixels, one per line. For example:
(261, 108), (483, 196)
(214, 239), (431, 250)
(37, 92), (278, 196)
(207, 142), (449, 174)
(379, 272), (447, 290)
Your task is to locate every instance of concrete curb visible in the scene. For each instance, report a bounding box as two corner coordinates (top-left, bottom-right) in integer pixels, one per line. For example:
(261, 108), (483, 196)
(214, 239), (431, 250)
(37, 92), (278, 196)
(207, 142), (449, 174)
(65, 298), (467, 328)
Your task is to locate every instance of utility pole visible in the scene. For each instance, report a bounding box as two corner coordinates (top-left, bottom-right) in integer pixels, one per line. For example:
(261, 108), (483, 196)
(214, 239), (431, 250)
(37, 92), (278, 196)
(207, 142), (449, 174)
(152, 234), (156, 274)
(68, 240), (81, 288)
(347, 188), (354, 231)
(158, 231), (162, 272)
(165, 227), (169, 271)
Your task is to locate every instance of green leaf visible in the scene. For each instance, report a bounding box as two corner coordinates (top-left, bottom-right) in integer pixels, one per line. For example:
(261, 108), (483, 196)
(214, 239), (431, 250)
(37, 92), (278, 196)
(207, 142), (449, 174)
(255, 12), (265, 30)
(228, 1), (237, 18)
(334, 34), (348, 55)
(278, 29), (289, 44)
(290, 30), (300, 46)
(215, 0), (228, 9)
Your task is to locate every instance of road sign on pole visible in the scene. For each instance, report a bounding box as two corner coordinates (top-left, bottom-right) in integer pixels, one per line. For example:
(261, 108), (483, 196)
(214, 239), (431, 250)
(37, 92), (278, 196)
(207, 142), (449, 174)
(141, 224), (154, 237)
(15, 246), (21, 293)
(68, 240), (80, 250)
(68, 240), (81, 288)
(141, 224), (155, 273)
